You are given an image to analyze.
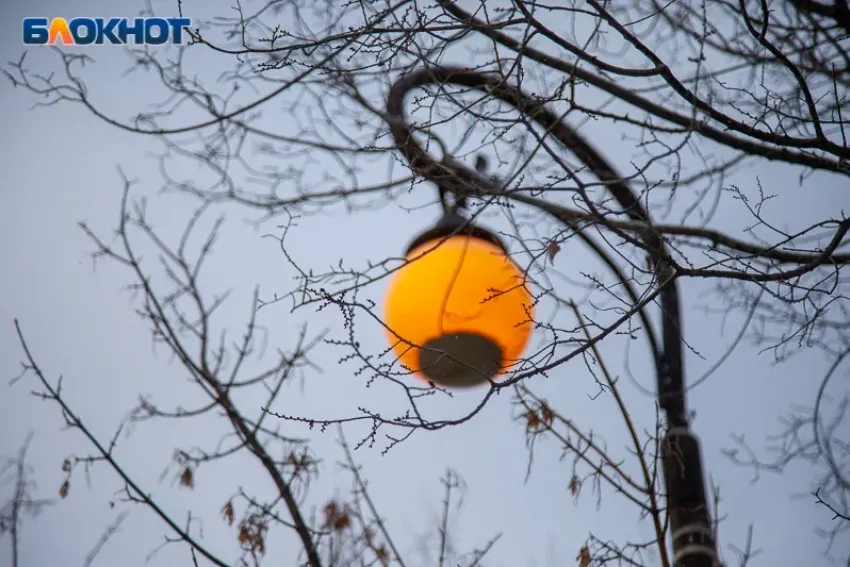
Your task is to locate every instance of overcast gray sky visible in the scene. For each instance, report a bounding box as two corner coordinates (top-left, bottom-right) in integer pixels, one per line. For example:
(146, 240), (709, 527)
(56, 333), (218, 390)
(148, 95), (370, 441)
(1, 1), (848, 567)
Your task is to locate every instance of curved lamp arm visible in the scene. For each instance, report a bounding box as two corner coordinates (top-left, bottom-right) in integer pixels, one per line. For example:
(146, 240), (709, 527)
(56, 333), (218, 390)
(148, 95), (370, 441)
(386, 67), (685, 422)
(386, 66), (718, 567)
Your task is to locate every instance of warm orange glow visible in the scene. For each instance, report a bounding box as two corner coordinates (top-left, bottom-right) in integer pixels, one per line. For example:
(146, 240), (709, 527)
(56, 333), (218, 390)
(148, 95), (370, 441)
(384, 235), (534, 387)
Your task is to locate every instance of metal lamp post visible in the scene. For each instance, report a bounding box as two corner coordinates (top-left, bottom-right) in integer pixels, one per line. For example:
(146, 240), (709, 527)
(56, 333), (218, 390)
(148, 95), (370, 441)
(386, 67), (719, 567)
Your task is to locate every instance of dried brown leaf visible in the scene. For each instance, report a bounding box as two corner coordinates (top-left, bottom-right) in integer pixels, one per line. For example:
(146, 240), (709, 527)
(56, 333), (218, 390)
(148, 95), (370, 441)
(59, 480), (70, 499)
(545, 241), (561, 264)
(376, 545), (389, 566)
(61, 458), (71, 472)
(569, 475), (580, 496)
(539, 402), (555, 426)
(523, 409), (541, 433)
(577, 545), (591, 567)
(254, 531), (266, 556)
(323, 501), (339, 528)
(287, 451), (300, 472)
(333, 513), (351, 532)
(179, 466), (194, 489)
(222, 500), (234, 526)
(323, 500), (350, 531)
(237, 517), (268, 555)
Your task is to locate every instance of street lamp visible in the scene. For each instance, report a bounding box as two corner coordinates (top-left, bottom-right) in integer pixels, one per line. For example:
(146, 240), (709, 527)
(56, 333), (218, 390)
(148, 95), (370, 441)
(384, 208), (534, 388)
(385, 67), (719, 567)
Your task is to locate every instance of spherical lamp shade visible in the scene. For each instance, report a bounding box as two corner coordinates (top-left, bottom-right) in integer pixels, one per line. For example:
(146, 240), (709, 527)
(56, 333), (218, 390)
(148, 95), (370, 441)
(384, 219), (534, 388)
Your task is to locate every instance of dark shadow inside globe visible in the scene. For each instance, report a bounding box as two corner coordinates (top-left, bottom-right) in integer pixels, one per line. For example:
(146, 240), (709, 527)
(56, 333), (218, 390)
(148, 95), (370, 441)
(419, 333), (503, 388)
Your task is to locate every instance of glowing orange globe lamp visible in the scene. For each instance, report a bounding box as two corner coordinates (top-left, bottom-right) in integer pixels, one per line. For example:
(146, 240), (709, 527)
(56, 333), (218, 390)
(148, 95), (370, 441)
(383, 210), (534, 388)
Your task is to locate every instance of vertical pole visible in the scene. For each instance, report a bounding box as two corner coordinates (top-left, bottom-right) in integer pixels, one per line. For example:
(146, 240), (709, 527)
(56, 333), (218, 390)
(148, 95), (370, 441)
(386, 67), (722, 567)
(662, 428), (717, 567)
(658, 270), (718, 567)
